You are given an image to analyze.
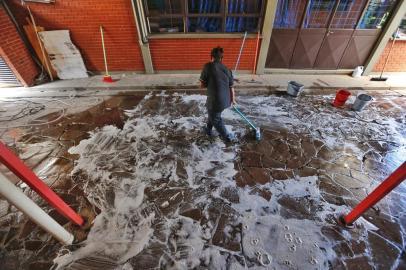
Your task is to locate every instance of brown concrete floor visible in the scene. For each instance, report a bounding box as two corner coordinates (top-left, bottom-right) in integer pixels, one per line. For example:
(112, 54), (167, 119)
(0, 91), (405, 270)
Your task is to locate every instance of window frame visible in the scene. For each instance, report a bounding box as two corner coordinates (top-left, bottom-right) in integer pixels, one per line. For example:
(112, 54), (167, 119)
(142, 0), (266, 36)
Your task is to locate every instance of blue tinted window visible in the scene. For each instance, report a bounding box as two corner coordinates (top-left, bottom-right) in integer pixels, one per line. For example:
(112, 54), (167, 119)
(359, 0), (397, 29)
(274, 0), (307, 28)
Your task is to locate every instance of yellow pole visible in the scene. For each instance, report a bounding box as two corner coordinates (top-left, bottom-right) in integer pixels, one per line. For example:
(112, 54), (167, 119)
(100, 26), (109, 76)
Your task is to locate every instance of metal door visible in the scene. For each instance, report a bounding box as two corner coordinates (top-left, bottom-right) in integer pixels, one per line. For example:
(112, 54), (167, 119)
(290, 0), (337, 68)
(314, 0), (369, 69)
(266, 0), (307, 68)
(314, 29), (354, 68)
(266, 29), (300, 68)
(0, 57), (20, 87)
(339, 0), (398, 68)
(339, 29), (381, 68)
(266, 0), (399, 70)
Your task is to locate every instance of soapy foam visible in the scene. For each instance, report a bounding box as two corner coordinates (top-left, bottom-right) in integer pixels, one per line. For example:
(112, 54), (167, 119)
(53, 93), (404, 269)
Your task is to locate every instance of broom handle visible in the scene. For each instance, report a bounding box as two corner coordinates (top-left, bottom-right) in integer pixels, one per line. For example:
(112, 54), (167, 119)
(234, 31), (248, 73)
(100, 26), (109, 76)
(233, 106), (257, 130)
(380, 28), (399, 79)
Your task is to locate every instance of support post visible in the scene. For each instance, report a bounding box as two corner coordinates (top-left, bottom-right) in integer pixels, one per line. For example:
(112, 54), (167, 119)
(341, 161), (406, 225)
(0, 142), (84, 226)
(0, 172), (74, 245)
(256, 0), (279, 74)
(363, 0), (406, 75)
(131, 0), (154, 74)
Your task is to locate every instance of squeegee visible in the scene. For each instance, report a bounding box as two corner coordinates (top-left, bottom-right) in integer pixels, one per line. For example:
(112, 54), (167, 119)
(232, 105), (261, 141)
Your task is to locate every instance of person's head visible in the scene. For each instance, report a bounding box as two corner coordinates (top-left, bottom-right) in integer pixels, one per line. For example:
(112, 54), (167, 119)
(211, 46), (224, 62)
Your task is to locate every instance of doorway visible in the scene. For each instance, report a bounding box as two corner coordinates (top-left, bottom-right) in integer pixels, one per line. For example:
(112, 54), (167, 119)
(266, 0), (399, 70)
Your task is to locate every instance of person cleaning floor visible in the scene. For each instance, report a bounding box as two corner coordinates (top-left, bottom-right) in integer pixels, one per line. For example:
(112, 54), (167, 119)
(200, 46), (236, 143)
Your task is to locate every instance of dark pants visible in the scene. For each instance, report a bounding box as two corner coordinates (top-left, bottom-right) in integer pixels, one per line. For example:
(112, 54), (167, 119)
(207, 109), (229, 139)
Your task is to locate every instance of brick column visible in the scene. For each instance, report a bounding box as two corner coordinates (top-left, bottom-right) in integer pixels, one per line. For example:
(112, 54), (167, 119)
(0, 5), (38, 87)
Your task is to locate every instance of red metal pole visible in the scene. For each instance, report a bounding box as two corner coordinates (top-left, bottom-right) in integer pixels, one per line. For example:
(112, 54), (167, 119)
(341, 161), (406, 225)
(0, 141), (84, 226)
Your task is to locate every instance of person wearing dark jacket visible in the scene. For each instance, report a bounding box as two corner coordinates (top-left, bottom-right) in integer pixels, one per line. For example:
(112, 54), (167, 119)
(200, 46), (236, 142)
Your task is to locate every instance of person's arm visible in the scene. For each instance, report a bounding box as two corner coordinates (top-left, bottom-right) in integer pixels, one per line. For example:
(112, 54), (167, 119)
(230, 87), (236, 105)
(229, 69), (236, 104)
(200, 64), (209, 88)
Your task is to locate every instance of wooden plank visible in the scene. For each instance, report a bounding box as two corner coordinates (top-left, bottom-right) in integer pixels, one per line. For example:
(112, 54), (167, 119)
(23, 24), (58, 79)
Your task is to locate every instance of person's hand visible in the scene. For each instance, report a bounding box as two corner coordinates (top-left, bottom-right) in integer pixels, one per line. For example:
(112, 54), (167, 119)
(230, 87), (236, 105)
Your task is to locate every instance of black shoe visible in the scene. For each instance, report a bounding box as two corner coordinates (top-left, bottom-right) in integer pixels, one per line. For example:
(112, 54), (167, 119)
(222, 133), (237, 143)
(203, 126), (213, 137)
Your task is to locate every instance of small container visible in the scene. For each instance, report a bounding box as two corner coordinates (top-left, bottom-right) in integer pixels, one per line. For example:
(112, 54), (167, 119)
(287, 81), (304, 97)
(333, 89), (351, 107)
(352, 66), (364, 77)
(352, 94), (372, 111)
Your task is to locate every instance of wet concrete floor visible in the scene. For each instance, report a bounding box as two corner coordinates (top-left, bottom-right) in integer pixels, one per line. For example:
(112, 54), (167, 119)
(0, 91), (405, 270)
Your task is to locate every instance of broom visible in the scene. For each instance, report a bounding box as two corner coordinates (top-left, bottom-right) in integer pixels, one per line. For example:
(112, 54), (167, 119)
(371, 28), (400, 81)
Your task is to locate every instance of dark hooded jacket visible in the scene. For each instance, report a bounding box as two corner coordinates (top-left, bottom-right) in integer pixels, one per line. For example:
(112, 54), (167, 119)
(200, 61), (234, 112)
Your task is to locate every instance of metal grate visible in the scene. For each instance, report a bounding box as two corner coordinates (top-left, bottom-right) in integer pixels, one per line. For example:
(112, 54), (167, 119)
(330, 0), (368, 29)
(0, 57), (21, 86)
(274, 0), (307, 29)
(359, 0), (397, 29)
(303, 0), (336, 28)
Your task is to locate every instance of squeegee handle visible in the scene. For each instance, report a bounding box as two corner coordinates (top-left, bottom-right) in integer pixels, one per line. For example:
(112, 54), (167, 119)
(233, 106), (257, 130)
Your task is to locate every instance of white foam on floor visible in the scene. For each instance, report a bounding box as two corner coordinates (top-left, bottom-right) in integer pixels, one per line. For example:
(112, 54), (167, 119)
(54, 93), (405, 269)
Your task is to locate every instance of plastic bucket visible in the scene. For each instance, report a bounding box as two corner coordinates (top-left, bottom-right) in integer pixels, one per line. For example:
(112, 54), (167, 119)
(352, 94), (372, 111)
(287, 81), (304, 97)
(333, 89), (351, 107)
(352, 66), (364, 77)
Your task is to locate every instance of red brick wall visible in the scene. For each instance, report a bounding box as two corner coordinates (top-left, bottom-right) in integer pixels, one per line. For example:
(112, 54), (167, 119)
(373, 40), (406, 72)
(8, 0), (145, 72)
(7, 1), (260, 73)
(0, 6), (38, 86)
(149, 38), (259, 71)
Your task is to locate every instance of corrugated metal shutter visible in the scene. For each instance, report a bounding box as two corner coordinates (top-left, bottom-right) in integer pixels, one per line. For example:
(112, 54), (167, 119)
(0, 57), (21, 86)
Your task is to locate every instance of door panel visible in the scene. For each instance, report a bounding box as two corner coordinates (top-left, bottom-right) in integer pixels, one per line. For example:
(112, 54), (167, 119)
(314, 29), (353, 69)
(266, 29), (299, 68)
(264, 0), (396, 70)
(290, 29), (326, 69)
(339, 29), (381, 69)
(266, 0), (307, 68)
(288, 0), (334, 69)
